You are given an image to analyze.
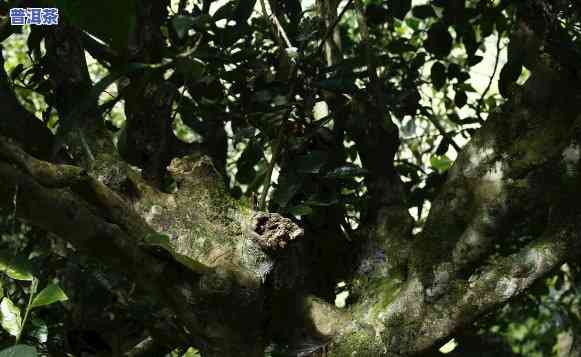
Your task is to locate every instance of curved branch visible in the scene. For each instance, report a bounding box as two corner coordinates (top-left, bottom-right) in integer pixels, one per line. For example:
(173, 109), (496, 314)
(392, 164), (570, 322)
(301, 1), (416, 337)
(0, 136), (273, 355)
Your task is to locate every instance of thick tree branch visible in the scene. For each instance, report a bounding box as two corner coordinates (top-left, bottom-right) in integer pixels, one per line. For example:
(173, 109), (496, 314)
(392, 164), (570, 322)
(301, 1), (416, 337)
(0, 135), (291, 355)
(288, 20), (581, 356)
(413, 217), (581, 352)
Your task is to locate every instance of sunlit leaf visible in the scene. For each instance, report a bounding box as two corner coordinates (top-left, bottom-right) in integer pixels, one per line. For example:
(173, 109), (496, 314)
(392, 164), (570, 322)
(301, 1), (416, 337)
(0, 297), (22, 337)
(182, 347), (202, 357)
(9, 64), (24, 81)
(0, 252), (33, 281)
(30, 284), (68, 309)
(430, 155), (452, 172)
(29, 319), (48, 344)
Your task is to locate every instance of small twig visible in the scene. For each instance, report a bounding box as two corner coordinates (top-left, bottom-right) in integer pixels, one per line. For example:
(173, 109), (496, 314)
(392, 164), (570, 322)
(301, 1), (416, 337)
(256, 1), (299, 211)
(259, 0), (293, 49)
(271, 10), (293, 49)
(424, 97), (461, 152)
(317, 0), (355, 58)
(426, 115), (461, 152)
(476, 33), (502, 123)
(15, 278), (38, 345)
(258, 66), (299, 211)
(394, 159), (428, 175)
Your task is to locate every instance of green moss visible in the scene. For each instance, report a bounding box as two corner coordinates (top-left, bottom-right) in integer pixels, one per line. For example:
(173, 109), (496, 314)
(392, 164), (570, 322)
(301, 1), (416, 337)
(329, 329), (386, 357)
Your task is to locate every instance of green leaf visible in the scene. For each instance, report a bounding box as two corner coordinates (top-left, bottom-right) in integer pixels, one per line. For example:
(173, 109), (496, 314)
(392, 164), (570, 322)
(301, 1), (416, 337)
(480, 16), (494, 39)
(0, 252), (33, 281)
(27, 27), (46, 60)
(245, 163), (268, 194)
(467, 55), (484, 66)
(29, 319), (48, 344)
(387, 39), (416, 53)
(173, 58), (205, 81)
(213, 2), (237, 21)
(391, 0), (412, 20)
(405, 18), (420, 31)
(430, 155), (452, 172)
(0, 297), (22, 337)
(412, 5), (436, 19)
(459, 24), (478, 57)
(30, 284), (68, 309)
(454, 90), (467, 108)
(235, 165), (256, 185)
(425, 22), (453, 58)
(0, 345), (37, 357)
(235, 0), (257, 25)
(191, 14), (213, 30)
(442, 0), (466, 24)
(182, 347), (202, 357)
(239, 141), (263, 168)
(214, 24), (250, 47)
(431, 62), (447, 90)
(236, 141), (262, 185)
(499, 61), (522, 98)
(10, 64), (25, 81)
(447, 63), (462, 79)
(172, 15), (195, 40)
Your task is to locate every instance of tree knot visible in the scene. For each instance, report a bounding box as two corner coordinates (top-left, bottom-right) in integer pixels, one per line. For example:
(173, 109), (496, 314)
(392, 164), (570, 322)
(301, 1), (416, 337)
(251, 212), (304, 252)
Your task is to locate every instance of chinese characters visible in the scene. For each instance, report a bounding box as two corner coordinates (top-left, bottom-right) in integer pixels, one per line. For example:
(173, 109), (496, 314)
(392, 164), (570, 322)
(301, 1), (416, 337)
(9, 8), (59, 26)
